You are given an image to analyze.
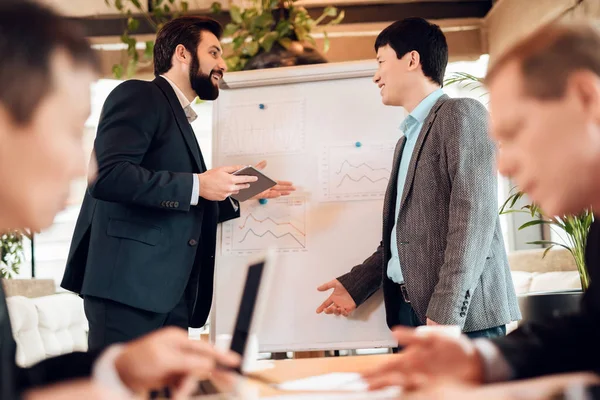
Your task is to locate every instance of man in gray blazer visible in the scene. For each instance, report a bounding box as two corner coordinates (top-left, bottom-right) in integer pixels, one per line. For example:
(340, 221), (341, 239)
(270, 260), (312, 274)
(316, 17), (520, 338)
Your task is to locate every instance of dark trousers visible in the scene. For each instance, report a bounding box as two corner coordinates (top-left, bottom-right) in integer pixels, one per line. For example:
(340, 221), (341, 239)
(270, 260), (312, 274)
(84, 289), (190, 352)
(392, 295), (506, 352)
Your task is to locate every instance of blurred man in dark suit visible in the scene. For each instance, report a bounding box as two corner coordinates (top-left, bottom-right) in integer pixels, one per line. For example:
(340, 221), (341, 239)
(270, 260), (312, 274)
(0, 2), (239, 399)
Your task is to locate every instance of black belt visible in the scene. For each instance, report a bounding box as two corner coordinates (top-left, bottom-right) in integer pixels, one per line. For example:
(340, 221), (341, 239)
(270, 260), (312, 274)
(399, 283), (410, 303)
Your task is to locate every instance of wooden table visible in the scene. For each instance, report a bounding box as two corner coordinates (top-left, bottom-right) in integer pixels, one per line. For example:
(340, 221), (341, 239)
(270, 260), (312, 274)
(207, 354), (600, 399)
(209, 354), (395, 397)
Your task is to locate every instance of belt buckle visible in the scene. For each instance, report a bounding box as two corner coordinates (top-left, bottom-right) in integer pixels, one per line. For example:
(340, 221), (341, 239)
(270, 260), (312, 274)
(400, 284), (410, 303)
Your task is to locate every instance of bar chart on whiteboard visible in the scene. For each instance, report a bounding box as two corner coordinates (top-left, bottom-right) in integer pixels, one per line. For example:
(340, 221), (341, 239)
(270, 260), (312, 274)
(221, 195), (308, 256)
(319, 141), (396, 202)
(218, 98), (306, 156)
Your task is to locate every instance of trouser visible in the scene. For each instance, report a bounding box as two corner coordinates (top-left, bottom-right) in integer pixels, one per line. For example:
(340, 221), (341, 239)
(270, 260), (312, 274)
(84, 287), (189, 352)
(392, 284), (506, 352)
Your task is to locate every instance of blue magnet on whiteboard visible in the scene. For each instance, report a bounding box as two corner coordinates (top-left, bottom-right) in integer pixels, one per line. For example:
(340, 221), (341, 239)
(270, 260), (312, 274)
(259, 199), (268, 205)
(355, 141), (362, 147)
(259, 103), (265, 110)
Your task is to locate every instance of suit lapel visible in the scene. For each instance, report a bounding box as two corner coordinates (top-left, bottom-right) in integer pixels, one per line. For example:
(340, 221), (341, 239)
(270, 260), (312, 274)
(383, 136), (406, 235)
(153, 77), (205, 172)
(398, 95), (448, 211)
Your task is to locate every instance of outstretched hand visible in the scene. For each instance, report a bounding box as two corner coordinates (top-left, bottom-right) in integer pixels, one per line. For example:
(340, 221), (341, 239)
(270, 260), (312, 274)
(249, 160), (296, 200)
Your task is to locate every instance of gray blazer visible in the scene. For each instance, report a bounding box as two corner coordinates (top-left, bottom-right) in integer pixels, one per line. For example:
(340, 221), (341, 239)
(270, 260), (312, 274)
(338, 95), (521, 332)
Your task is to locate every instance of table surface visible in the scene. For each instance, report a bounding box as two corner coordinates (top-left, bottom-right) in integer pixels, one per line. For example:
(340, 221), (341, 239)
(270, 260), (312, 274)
(207, 354), (600, 400)
(209, 354), (396, 397)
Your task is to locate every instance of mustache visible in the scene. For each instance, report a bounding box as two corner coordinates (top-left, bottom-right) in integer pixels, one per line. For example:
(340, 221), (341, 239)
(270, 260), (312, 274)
(211, 69), (224, 79)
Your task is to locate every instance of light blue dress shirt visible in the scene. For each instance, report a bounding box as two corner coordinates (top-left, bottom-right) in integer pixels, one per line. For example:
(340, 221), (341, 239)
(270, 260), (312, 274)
(387, 89), (445, 284)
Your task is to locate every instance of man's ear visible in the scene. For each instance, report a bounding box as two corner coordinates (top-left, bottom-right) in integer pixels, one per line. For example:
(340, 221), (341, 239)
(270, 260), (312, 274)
(570, 71), (600, 123)
(173, 44), (191, 65)
(407, 50), (420, 71)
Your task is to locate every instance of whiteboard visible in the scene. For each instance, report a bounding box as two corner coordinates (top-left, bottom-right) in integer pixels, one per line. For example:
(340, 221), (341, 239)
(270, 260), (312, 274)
(211, 60), (405, 352)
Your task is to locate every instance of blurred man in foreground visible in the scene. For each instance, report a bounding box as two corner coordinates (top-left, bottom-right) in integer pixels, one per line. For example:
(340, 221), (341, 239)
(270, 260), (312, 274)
(363, 20), (600, 399)
(0, 1), (238, 399)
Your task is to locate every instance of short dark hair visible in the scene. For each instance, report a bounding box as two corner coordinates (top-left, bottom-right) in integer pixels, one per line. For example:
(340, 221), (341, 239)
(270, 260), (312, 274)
(486, 22), (600, 100)
(154, 16), (223, 76)
(375, 17), (448, 86)
(0, 0), (100, 126)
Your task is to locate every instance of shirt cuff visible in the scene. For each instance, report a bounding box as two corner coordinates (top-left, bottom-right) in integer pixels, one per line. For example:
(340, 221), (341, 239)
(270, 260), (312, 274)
(191, 174), (199, 206)
(473, 339), (514, 383)
(229, 197), (239, 212)
(92, 345), (135, 397)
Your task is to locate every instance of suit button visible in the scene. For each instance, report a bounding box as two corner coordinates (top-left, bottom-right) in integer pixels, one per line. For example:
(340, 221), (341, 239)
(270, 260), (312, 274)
(460, 312), (466, 317)
(461, 306), (467, 312)
(188, 239), (197, 246)
(174, 201), (179, 207)
(463, 301), (468, 306)
(169, 201), (174, 207)
(160, 201), (165, 206)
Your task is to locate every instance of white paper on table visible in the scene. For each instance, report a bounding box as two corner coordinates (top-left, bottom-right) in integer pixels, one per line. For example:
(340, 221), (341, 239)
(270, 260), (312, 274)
(275, 372), (401, 395)
(276, 372), (366, 391)
(265, 387), (401, 400)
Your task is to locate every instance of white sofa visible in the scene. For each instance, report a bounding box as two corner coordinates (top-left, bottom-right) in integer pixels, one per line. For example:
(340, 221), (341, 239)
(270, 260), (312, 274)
(508, 247), (582, 295)
(7, 293), (87, 367)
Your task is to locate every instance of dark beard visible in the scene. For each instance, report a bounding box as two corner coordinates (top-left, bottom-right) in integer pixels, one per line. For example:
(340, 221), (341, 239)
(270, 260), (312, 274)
(189, 54), (220, 100)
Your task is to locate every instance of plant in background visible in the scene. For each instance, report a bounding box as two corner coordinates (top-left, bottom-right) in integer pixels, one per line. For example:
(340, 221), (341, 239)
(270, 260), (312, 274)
(105, 0), (343, 77)
(0, 231), (25, 279)
(104, 0), (190, 79)
(500, 188), (593, 291)
(210, 0), (344, 71)
(444, 72), (484, 88)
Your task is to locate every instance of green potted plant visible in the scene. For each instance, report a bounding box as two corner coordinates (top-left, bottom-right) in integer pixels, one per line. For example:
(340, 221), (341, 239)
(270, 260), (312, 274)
(500, 189), (593, 291)
(210, 0), (344, 71)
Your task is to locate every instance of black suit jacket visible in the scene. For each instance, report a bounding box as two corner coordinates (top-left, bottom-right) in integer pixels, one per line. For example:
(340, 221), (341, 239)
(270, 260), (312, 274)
(0, 284), (99, 400)
(492, 219), (600, 378)
(61, 77), (239, 328)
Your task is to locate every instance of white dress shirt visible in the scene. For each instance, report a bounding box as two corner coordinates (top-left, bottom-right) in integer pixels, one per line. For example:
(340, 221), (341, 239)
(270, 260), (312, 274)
(92, 345), (134, 396)
(160, 74), (201, 206)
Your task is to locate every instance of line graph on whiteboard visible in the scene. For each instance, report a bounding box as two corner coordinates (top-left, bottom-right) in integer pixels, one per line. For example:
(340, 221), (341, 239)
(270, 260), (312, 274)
(319, 142), (396, 201)
(221, 196), (307, 255)
(218, 99), (306, 156)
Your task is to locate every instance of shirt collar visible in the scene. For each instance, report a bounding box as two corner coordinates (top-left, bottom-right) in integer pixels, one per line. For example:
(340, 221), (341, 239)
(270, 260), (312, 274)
(160, 75), (198, 123)
(400, 88), (444, 137)
(410, 88), (444, 124)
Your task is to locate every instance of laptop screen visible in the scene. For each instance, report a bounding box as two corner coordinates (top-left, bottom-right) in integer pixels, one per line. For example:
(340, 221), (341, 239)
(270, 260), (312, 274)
(229, 260), (265, 370)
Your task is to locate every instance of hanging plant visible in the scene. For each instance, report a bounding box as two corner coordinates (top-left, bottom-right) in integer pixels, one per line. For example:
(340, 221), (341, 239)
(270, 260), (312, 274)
(104, 0), (190, 79)
(211, 0), (344, 71)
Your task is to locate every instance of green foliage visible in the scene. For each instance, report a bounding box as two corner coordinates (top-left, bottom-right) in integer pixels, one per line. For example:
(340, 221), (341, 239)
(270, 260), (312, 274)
(104, 0), (190, 78)
(212, 0), (344, 71)
(443, 72), (487, 99)
(500, 188), (593, 291)
(105, 0), (343, 77)
(0, 232), (25, 279)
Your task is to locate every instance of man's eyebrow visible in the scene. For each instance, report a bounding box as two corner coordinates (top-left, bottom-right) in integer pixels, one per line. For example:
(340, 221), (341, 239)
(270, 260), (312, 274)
(209, 45), (222, 53)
